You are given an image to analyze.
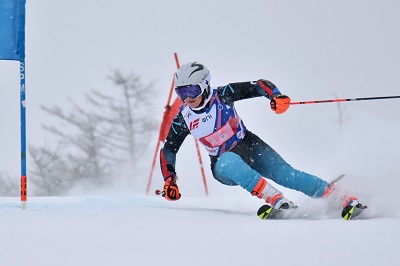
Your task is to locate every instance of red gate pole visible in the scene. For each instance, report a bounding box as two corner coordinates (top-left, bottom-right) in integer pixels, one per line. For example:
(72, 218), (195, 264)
(146, 72), (176, 194)
(174, 53), (209, 196)
(146, 53), (209, 196)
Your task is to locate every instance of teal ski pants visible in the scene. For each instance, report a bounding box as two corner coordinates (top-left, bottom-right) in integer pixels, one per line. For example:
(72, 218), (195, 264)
(210, 131), (329, 198)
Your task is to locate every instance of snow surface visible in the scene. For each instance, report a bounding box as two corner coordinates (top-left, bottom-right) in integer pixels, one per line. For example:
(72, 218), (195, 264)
(1, 195), (399, 266)
(1, 1), (399, 265)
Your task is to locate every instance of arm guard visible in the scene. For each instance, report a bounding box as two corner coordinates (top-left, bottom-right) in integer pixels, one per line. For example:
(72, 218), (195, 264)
(256, 79), (281, 100)
(218, 80), (282, 104)
(160, 148), (177, 180)
(159, 112), (189, 180)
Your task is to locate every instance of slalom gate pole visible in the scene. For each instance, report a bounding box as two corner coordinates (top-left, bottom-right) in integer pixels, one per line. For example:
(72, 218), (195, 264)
(20, 60), (27, 209)
(146, 140), (161, 195)
(146, 53), (209, 196)
(173, 53), (209, 196)
(0, 1), (27, 209)
(290, 95), (400, 105)
(194, 139), (209, 196)
(145, 73), (176, 194)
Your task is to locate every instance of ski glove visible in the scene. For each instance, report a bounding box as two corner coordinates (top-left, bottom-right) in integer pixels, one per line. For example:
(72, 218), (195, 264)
(162, 175), (181, 201)
(270, 95), (291, 114)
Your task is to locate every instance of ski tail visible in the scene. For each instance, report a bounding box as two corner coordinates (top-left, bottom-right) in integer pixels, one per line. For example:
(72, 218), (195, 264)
(331, 174), (345, 185)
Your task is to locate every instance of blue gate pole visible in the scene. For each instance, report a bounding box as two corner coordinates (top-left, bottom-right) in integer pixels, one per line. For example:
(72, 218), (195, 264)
(20, 60), (27, 209)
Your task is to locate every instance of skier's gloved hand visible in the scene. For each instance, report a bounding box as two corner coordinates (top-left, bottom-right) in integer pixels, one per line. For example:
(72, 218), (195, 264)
(162, 174), (181, 201)
(270, 95), (291, 114)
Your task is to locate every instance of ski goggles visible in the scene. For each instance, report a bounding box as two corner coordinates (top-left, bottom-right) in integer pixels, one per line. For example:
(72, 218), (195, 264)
(175, 84), (203, 100)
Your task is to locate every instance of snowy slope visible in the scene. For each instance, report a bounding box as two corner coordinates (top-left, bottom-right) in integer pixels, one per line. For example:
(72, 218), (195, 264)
(1, 195), (398, 266)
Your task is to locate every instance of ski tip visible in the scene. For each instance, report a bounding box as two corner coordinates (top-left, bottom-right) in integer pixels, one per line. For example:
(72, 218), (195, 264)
(342, 204), (366, 220)
(342, 205), (355, 220)
(257, 204), (273, 220)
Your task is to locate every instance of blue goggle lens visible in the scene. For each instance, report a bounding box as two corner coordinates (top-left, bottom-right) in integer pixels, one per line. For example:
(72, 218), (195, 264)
(175, 84), (202, 100)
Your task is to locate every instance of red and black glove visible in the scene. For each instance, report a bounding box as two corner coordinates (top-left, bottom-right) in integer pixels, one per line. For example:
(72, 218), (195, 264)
(270, 95), (291, 114)
(162, 175), (181, 201)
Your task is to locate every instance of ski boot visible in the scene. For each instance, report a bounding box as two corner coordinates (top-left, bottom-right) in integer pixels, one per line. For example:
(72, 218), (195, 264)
(251, 178), (297, 210)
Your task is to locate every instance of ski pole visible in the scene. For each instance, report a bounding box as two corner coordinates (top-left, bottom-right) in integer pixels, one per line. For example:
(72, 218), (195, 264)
(290, 95), (400, 105)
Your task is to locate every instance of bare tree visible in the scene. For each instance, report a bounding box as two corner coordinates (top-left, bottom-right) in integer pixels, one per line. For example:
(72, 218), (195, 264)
(29, 104), (114, 195)
(90, 70), (157, 163)
(0, 171), (19, 196)
(29, 70), (157, 195)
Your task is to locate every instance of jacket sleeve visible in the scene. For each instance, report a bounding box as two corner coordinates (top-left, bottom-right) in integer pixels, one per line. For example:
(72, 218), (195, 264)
(160, 112), (190, 180)
(218, 79), (282, 104)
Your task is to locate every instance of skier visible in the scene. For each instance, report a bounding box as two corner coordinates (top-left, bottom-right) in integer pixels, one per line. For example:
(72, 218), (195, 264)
(159, 61), (366, 218)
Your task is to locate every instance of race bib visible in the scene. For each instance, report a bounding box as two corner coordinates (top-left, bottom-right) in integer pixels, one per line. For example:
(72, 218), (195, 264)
(199, 117), (239, 148)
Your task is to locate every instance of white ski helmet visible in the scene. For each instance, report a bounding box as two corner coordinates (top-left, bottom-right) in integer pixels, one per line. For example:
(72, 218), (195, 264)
(174, 62), (212, 109)
(174, 62), (211, 87)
